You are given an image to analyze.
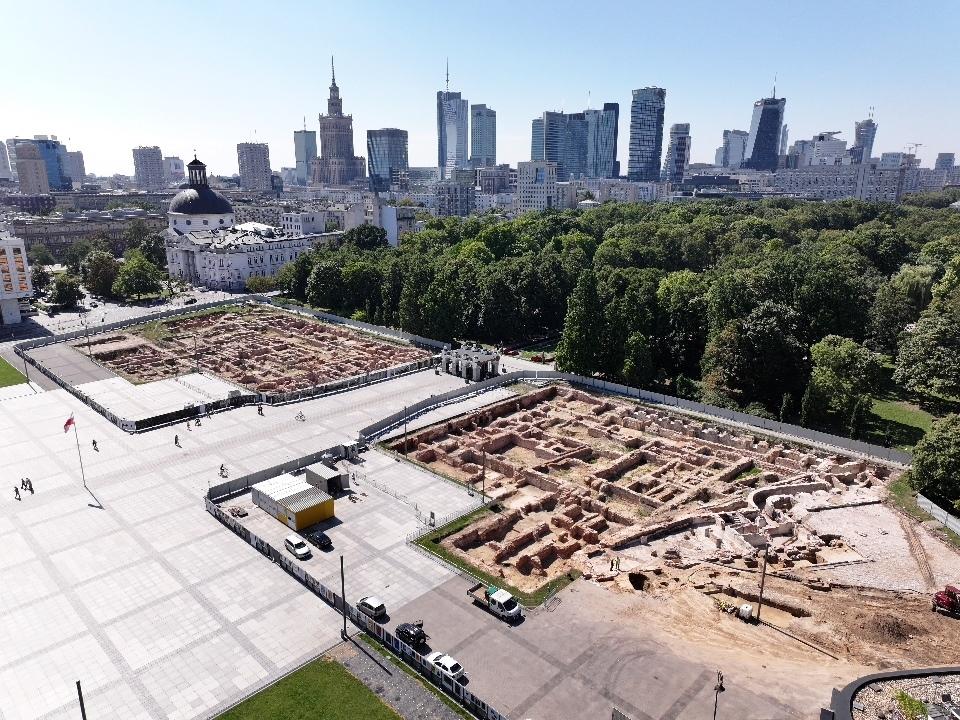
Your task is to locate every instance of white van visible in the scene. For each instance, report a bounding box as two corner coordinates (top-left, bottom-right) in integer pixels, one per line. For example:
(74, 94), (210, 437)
(284, 534), (311, 560)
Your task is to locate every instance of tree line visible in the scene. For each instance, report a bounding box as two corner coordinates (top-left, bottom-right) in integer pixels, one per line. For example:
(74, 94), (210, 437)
(28, 219), (170, 306)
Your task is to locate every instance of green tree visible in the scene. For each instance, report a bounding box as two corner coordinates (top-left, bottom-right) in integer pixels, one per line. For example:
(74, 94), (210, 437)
(808, 335), (882, 417)
(31, 265), (51, 292)
(908, 414), (960, 506)
(342, 224), (388, 251)
(111, 251), (162, 300)
(657, 270), (709, 377)
(245, 275), (277, 293)
(121, 219), (152, 252)
(894, 309), (960, 397)
(28, 244), (55, 266)
(701, 302), (807, 412)
(555, 269), (603, 376)
(622, 333), (653, 386)
(82, 250), (120, 298)
(49, 273), (84, 308)
(305, 259), (344, 309)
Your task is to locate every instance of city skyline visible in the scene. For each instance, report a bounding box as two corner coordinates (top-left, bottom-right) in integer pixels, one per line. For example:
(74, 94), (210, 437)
(4, 1), (958, 177)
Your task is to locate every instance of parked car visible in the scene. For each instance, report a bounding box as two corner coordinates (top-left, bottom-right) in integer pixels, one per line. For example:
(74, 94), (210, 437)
(356, 596), (387, 621)
(395, 621), (427, 647)
(424, 651), (464, 680)
(307, 531), (332, 550)
(184, 297), (198, 305)
(284, 534), (311, 560)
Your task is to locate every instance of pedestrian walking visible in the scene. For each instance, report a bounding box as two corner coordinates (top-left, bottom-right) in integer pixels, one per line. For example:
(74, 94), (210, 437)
(615, 557), (621, 571)
(187, 421), (192, 431)
(609, 557), (615, 571)
(27, 480), (34, 495)
(195, 418), (201, 427)
(14, 486), (20, 501)
(174, 434), (180, 447)
(20, 478), (26, 490)
(92, 439), (99, 452)
(257, 404), (263, 416)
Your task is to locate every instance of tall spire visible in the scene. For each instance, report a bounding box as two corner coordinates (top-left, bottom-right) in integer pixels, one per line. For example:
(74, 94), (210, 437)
(331, 55), (336, 85)
(772, 73), (777, 99)
(445, 57), (449, 92)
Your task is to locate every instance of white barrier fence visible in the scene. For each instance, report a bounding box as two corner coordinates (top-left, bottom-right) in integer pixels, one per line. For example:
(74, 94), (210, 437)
(359, 370), (912, 466)
(917, 494), (960, 536)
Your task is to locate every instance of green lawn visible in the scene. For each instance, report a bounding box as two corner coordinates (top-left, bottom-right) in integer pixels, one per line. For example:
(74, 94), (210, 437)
(0, 357), (26, 387)
(886, 477), (960, 550)
(414, 505), (579, 606)
(216, 658), (401, 720)
(864, 364), (960, 450)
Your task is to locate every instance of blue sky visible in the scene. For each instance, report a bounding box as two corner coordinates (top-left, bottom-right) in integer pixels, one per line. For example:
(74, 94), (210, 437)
(5, 0), (958, 176)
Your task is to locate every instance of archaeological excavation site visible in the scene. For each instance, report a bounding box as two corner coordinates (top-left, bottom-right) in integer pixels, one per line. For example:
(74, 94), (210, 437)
(73, 304), (430, 393)
(395, 383), (960, 667)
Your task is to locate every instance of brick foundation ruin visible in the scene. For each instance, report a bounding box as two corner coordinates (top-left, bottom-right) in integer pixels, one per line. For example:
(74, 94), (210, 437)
(392, 385), (897, 592)
(76, 305), (430, 393)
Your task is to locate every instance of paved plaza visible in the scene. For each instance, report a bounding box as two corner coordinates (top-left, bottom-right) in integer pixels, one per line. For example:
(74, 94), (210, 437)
(0, 369), (512, 720)
(390, 577), (860, 720)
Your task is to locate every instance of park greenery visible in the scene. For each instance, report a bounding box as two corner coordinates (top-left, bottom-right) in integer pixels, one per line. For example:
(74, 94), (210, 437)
(274, 197), (960, 461)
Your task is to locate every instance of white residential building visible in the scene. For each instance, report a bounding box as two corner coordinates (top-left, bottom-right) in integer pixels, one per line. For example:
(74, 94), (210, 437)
(165, 223), (340, 290)
(281, 211), (328, 235)
(0, 231), (33, 325)
(516, 161), (558, 213)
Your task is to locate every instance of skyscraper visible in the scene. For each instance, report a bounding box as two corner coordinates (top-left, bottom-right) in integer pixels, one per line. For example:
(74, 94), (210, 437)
(367, 129), (409, 192)
(779, 124), (789, 157)
(719, 129), (749, 168)
(742, 96), (786, 171)
(293, 129), (317, 186)
(530, 118), (545, 161)
(437, 63), (468, 179)
(935, 153), (955, 171)
(163, 157), (185, 182)
(470, 104), (496, 168)
(14, 143), (49, 194)
(0, 143), (11, 181)
(236, 142), (272, 191)
(64, 151), (86, 185)
(315, 58), (365, 186)
(585, 103), (619, 178)
(133, 146), (164, 190)
(661, 123), (691, 183)
(852, 118), (878, 163)
(627, 87), (666, 182)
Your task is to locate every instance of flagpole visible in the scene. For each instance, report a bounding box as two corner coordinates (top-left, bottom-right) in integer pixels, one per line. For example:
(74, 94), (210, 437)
(72, 422), (87, 489)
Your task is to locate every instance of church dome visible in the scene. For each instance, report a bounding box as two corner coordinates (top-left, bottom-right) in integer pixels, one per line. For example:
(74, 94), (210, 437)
(168, 156), (234, 216)
(169, 186), (234, 215)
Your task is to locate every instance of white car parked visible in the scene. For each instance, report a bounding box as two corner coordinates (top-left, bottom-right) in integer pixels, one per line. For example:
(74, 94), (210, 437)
(424, 651), (465, 680)
(356, 596), (387, 621)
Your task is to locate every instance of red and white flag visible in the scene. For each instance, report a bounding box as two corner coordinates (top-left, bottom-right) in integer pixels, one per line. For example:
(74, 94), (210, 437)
(63, 414), (75, 433)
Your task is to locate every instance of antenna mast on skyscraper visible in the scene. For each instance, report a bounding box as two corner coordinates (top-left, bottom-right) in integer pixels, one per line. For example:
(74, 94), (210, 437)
(772, 73), (777, 98)
(445, 58), (449, 92)
(587, 90), (592, 110)
(331, 56), (336, 84)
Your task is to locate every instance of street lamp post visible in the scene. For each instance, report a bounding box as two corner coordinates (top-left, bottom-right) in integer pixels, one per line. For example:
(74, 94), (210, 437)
(713, 670), (725, 720)
(756, 541), (770, 622)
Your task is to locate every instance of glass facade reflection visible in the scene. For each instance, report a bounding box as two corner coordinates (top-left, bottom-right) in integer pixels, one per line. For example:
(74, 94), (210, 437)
(627, 87), (666, 182)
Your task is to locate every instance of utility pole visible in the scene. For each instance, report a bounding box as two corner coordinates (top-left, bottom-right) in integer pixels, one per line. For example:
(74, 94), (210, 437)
(193, 335), (199, 373)
(403, 406), (408, 455)
(756, 541), (769, 622)
(340, 555), (348, 640)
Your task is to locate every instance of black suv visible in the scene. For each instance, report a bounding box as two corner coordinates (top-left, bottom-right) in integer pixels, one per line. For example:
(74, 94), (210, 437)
(395, 621), (427, 647)
(308, 531), (332, 550)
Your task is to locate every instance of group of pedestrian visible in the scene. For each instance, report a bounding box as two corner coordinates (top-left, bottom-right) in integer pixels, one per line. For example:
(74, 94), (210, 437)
(13, 478), (34, 501)
(608, 556), (621, 572)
